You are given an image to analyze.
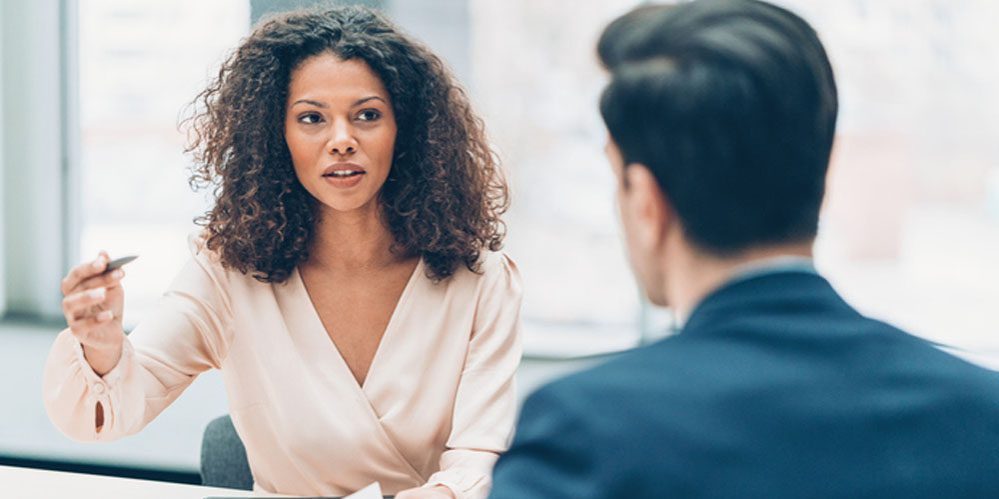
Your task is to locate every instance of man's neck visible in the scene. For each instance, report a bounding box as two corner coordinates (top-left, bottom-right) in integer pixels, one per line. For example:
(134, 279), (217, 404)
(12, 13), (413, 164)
(667, 241), (814, 325)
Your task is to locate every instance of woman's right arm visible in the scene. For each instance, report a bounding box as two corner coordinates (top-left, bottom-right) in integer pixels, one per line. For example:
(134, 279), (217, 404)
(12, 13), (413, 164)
(43, 235), (234, 442)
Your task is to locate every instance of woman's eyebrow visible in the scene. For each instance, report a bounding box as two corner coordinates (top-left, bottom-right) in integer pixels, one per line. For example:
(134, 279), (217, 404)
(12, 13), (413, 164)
(289, 96), (387, 108)
(290, 98), (327, 108)
(353, 96), (387, 107)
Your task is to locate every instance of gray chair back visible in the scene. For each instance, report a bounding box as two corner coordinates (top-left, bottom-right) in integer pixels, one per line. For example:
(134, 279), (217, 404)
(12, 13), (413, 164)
(201, 414), (253, 490)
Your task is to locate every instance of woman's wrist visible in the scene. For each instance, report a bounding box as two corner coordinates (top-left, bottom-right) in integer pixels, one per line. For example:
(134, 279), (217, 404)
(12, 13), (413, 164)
(431, 485), (456, 498)
(83, 343), (123, 376)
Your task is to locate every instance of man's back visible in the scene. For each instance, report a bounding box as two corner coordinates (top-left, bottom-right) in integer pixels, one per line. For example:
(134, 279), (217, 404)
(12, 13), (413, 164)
(491, 271), (999, 498)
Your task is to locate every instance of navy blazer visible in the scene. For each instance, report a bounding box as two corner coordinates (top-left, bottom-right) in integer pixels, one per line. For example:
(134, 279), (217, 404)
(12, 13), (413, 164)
(490, 271), (999, 498)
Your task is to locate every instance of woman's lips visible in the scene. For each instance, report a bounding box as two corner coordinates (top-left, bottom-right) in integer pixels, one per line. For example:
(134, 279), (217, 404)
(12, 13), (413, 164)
(322, 170), (366, 188)
(321, 162), (367, 189)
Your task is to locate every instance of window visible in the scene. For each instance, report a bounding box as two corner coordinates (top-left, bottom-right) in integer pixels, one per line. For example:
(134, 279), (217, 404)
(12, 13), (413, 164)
(78, 0), (250, 326)
(73, 0), (999, 356)
(470, 0), (999, 356)
(469, 1), (648, 357)
(771, 0), (999, 352)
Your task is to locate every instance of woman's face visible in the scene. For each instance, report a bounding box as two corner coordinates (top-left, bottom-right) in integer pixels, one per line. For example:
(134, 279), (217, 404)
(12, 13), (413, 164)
(285, 53), (397, 215)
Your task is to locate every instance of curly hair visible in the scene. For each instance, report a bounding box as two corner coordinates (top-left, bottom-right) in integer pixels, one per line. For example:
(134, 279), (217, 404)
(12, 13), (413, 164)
(184, 6), (508, 283)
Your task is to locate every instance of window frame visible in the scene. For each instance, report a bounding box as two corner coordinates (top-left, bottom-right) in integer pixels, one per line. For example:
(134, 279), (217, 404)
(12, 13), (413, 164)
(1, 0), (80, 324)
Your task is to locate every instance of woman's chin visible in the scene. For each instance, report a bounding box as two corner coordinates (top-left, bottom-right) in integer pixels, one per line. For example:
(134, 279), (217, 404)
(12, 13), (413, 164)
(316, 195), (379, 216)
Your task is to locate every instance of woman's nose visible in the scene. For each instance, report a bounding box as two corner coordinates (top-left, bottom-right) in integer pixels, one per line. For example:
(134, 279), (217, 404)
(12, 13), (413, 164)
(326, 121), (358, 156)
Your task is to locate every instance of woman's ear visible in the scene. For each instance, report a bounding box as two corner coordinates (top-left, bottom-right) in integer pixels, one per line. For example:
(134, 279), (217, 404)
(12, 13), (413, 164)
(623, 163), (671, 251)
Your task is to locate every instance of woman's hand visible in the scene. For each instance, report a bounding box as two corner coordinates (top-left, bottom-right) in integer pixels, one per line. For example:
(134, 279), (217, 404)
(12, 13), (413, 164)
(61, 251), (127, 376)
(395, 485), (456, 499)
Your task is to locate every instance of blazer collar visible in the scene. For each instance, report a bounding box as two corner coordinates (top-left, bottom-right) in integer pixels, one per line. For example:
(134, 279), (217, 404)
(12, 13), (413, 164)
(680, 269), (852, 336)
(674, 257), (817, 328)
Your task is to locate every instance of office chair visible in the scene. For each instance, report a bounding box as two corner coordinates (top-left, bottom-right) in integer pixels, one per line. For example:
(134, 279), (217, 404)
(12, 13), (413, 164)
(200, 414), (253, 490)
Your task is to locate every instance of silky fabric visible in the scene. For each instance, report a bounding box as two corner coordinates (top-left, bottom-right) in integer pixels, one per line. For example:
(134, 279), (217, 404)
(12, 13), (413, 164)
(44, 234), (523, 498)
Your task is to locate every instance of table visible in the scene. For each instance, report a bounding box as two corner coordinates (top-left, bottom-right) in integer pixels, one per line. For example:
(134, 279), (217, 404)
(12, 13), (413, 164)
(0, 465), (285, 498)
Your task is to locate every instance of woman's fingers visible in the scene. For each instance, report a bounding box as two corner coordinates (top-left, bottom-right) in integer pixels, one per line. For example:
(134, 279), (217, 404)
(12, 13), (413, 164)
(76, 269), (125, 292)
(61, 254), (109, 295)
(68, 311), (117, 348)
(68, 309), (114, 331)
(60, 250), (124, 359)
(62, 287), (109, 321)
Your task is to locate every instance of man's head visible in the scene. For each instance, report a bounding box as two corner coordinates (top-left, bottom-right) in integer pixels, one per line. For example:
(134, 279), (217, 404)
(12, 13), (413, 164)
(599, 0), (838, 306)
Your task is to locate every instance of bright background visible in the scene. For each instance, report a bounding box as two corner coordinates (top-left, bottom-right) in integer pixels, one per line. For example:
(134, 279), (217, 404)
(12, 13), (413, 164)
(1, 0), (997, 480)
(76, 0), (999, 357)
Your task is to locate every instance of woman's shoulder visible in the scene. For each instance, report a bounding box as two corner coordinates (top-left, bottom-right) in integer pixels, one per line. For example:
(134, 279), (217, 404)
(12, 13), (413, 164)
(478, 249), (518, 277)
(183, 230), (262, 290)
(442, 250), (521, 298)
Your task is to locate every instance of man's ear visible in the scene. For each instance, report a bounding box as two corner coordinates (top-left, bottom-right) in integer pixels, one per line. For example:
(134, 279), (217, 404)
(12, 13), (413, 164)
(623, 163), (671, 249)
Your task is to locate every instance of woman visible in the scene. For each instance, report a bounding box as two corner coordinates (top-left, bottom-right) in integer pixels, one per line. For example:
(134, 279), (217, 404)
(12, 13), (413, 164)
(44, 6), (521, 499)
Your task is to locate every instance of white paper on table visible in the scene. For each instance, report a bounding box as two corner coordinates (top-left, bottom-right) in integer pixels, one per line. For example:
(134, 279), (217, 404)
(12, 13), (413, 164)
(343, 482), (382, 499)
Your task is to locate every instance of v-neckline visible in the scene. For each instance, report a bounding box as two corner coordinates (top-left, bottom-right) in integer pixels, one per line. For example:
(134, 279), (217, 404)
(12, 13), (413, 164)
(293, 257), (424, 393)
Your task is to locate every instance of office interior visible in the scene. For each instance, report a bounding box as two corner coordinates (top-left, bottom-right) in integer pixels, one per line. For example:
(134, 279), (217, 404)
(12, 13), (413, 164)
(1, 0), (998, 488)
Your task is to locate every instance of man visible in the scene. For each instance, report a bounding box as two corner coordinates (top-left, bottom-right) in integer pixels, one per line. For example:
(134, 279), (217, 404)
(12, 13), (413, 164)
(489, 1), (999, 497)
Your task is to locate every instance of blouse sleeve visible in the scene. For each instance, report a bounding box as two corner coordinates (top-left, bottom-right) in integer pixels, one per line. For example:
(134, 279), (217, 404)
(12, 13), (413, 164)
(424, 253), (524, 499)
(42, 233), (234, 442)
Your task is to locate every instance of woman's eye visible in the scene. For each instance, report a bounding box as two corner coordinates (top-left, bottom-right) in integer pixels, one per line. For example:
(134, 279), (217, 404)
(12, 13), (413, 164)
(299, 113), (323, 125)
(357, 109), (381, 122)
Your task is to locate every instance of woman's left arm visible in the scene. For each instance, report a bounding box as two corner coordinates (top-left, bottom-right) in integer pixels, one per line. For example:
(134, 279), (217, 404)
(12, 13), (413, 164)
(409, 253), (524, 499)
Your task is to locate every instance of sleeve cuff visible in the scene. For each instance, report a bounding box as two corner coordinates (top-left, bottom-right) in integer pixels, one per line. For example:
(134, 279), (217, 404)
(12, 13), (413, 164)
(425, 468), (488, 499)
(69, 334), (133, 399)
(423, 480), (461, 499)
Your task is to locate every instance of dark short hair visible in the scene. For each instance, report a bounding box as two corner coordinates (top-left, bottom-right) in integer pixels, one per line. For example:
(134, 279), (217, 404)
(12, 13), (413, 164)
(598, 0), (838, 255)
(186, 6), (507, 283)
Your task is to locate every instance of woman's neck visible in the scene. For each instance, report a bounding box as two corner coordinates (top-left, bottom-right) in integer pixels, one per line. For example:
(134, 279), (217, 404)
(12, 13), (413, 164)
(307, 204), (401, 272)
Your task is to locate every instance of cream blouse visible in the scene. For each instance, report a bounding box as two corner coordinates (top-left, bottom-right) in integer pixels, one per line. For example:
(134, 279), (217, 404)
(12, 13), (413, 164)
(43, 234), (523, 498)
